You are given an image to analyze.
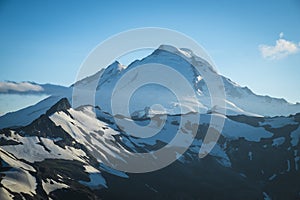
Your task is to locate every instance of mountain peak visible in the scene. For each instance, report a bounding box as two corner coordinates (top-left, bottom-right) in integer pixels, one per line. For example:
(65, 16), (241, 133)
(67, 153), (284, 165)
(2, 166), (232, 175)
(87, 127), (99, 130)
(46, 98), (71, 116)
(158, 44), (180, 53)
(155, 44), (216, 73)
(96, 61), (126, 87)
(157, 44), (194, 57)
(108, 61), (126, 72)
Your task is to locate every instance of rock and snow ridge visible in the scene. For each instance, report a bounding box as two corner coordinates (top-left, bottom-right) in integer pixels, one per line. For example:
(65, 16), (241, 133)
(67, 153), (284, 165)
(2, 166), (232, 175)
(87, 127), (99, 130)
(1, 45), (300, 129)
(0, 98), (300, 199)
(0, 45), (299, 199)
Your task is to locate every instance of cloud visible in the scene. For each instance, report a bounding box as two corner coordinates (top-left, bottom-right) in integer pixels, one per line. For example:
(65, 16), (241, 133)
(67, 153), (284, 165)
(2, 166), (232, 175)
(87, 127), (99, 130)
(259, 33), (299, 60)
(279, 32), (284, 38)
(0, 81), (69, 96)
(0, 82), (44, 93)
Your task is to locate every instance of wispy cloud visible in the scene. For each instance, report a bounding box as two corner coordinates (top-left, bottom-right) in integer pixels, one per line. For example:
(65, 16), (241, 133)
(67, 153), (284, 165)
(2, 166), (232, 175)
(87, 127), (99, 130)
(0, 81), (69, 95)
(259, 33), (299, 60)
(279, 32), (284, 38)
(0, 82), (44, 93)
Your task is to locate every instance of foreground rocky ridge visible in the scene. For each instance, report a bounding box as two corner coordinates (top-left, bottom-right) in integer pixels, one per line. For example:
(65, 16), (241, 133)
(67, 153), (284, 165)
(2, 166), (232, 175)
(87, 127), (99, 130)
(0, 98), (299, 200)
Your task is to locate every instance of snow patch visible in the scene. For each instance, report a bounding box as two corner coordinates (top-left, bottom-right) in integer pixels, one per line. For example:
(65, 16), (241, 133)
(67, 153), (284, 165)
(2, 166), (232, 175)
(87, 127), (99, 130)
(1, 169), (36, 196)
(100, 164), (129, 178)
(223, 117), (273, 142)
(263, 192), (272, 200)
(79, 165), (107, 188)
(248, 151), (253, 161)
(0, 187), (13, 200)
(294, 150), (299, 171)
(268, 174), (277, 181)
(290, 126), (300, 146)
(79, 173), (107, 189)
(1, 136), (86, 163)
(286, 160), (291, 172)
(42, 179), (69, 195)
(272, 137), (285, 147)
(207, 142), (231, 167)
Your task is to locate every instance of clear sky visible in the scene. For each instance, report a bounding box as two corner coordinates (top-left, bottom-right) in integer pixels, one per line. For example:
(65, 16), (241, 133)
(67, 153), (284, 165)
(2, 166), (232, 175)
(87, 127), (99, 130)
(1, 0), (300, 108)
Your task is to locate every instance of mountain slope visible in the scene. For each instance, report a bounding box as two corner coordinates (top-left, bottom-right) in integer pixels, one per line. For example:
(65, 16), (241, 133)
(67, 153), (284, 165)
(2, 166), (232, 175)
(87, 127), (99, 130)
(89, 44), (300, 117)
(0, 98), (300, 199)
(0, 95), (67, 129)
(1, 45), (300, 130)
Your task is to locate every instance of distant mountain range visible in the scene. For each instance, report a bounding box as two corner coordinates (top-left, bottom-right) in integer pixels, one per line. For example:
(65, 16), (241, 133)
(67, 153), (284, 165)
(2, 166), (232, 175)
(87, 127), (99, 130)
(0, 45), (299, 200)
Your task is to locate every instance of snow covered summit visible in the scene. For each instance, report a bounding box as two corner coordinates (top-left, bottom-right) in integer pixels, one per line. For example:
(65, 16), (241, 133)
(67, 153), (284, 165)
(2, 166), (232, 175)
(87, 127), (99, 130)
(1, 45), (300, 129)
(91, 44), (300, 117)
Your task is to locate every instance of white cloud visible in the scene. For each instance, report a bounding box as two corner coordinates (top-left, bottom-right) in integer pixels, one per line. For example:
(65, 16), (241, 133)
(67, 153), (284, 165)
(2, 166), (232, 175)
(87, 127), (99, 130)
(259, 33), (299, 60)
(279, 32), (284, 38)
(0, 82), (44, 93)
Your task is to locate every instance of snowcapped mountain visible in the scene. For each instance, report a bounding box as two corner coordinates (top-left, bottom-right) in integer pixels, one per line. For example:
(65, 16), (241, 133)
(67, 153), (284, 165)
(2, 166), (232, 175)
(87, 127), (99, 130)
(1, 45), (300, 129)
(92, 44), (300, 117)
(1, 45), (300, 199)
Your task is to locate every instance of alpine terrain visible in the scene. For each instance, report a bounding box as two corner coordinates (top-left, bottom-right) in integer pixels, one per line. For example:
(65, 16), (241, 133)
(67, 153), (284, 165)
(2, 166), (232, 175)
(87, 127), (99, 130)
(0, 45), (299, 200)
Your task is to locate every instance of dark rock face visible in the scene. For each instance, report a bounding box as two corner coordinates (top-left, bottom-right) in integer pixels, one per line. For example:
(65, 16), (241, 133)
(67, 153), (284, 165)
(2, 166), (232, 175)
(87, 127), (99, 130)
(15, 98), (74, 144)
(46, 97), (71, 117)
(20, 114), (71, 141)
(98, 158), (264, 200)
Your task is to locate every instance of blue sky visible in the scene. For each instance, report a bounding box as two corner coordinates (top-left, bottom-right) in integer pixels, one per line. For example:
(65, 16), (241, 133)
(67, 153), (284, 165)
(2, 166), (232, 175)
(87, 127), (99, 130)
(0, 0), (300, 114)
